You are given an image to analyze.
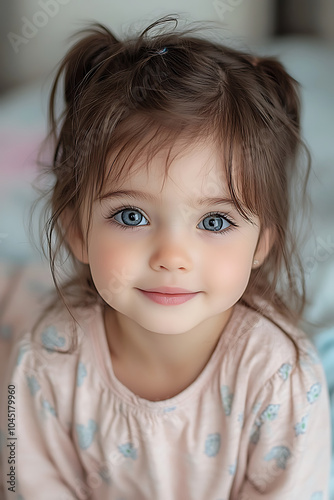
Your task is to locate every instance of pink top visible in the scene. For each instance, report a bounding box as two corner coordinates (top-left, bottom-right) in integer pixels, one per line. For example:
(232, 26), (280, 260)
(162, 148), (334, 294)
(0, 301), (331, 499)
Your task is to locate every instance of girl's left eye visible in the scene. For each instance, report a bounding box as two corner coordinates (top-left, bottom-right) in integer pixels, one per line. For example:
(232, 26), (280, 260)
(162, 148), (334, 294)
(198, 213), (236, 233)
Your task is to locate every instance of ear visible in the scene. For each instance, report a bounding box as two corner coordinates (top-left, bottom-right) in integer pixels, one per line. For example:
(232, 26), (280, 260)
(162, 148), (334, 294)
(252, 226), (275, 269)
(60, 209), (89, 264)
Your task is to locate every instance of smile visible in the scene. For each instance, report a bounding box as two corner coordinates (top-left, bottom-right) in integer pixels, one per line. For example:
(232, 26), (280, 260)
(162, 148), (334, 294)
(138, 290), (199, 306)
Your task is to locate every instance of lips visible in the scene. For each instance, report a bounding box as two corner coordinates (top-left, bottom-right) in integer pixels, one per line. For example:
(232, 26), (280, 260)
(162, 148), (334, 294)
(137, 287), (199, 306)
(143, 287), (196, 294)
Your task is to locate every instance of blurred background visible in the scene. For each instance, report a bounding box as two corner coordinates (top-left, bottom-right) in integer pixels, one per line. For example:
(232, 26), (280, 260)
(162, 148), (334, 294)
(0, 0), (333, 495)
(1, 0), (334, 91)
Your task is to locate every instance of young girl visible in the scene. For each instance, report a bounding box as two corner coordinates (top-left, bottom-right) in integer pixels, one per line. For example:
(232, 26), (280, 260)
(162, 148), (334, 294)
(1, 16), (331, 500)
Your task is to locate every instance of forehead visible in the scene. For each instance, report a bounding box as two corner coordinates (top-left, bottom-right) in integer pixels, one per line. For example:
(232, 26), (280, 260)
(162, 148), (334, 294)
(98, 128), (255, 223)
(104, 137), (227, 197)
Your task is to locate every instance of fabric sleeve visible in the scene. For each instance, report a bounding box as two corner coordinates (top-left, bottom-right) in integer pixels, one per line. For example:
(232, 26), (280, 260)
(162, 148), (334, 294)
(0, 333), (91, 500)
(236, 353), (331, 500)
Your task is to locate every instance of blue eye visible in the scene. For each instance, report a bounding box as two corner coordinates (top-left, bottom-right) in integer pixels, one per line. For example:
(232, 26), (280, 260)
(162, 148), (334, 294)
(112, 207), (148, 227)
(198, 214), (232, 233)
(106, 205), (237, 235)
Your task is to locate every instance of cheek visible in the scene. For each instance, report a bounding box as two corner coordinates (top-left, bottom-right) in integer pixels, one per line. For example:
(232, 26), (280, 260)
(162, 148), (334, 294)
(87, 229), (137, 297)
(202, 236), (255, 292)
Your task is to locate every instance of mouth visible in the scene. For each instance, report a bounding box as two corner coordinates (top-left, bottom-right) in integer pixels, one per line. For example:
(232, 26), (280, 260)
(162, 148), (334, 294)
(137, 288), (200, 306)
(142, 287), (197, 294)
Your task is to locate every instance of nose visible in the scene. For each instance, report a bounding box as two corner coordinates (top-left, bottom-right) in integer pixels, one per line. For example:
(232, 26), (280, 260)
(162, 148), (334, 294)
(148, 232), (194, 272)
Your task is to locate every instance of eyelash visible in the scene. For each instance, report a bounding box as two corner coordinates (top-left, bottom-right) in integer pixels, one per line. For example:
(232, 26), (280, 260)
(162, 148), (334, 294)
(104, 204), (238, 235)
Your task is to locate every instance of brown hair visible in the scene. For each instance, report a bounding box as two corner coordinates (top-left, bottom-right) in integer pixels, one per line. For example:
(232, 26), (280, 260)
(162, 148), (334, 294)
(32, 16), (311, 358)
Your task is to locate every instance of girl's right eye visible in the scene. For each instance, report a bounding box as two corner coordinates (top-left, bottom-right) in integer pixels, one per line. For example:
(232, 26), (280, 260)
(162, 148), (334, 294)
(106, 206), (149, 229)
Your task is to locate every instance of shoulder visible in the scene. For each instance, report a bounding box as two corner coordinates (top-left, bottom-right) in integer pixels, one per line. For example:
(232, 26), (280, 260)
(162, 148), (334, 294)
(218, 302), (329, 428)
(11, 302), (102, 379)
(223, 302), (297, 368)
(220, 300), (326, 397)
(2, 304), (104, 424)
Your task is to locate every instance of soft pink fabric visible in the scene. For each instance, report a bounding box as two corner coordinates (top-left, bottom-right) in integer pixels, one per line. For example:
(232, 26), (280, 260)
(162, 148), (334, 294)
(0, 292), (331, 499)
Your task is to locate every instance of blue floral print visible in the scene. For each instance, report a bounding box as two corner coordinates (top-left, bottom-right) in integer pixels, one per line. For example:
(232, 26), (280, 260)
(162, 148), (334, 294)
(163, 406), (177, 413)
(263, 446), (291, 470)
(250, 403), (280, 445)
(41, 326), (65, 352)
(118, 442), (138, 460)
(260, 404), (280, 422)
(77, 362), (87, 387)
(204, 433), (221, 457)
(26, 375), (40, 396)
(76, 419), (97, 450)
(278, 363), (292, 380)
(250, 420), (262, 445)
(42, 398), (57, 417)
(294, 414), (309, 436)
(307, 383), (321, 403)
(221, 385), (233, 416)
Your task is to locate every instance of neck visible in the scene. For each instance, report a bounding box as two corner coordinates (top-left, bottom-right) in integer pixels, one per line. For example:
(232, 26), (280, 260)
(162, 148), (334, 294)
(103, 305), (233, 376)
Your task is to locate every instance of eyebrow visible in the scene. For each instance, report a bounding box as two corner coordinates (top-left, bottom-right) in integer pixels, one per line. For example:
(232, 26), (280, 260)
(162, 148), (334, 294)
(99, 189), (237, 208)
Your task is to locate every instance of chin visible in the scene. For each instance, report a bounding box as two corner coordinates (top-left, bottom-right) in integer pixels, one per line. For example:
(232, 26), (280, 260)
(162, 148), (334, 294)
(132, 311), (199, 336)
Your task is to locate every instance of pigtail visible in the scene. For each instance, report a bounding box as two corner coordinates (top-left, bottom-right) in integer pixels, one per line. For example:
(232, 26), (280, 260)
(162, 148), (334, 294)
(252, 57), (301, 129)
(64, 25), (120, 105)
(47, 24), (122, 195)
(49, 24), (120, 127)
(251, 54), (311, 188)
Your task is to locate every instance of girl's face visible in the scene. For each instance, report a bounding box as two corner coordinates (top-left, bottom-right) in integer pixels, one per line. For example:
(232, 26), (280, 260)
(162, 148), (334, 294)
(71, 140), (271, 336)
